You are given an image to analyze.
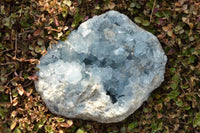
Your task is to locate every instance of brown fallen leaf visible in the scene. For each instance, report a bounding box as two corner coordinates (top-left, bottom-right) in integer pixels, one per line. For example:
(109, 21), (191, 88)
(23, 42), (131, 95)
(108, 2), (115, 9)
(33, 29), (41, 37)
(16, 84), (24, 96)
(12, 98), (18, 106)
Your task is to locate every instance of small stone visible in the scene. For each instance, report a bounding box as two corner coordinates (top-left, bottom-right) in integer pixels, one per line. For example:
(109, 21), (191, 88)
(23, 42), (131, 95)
(35, 10), (167, 123)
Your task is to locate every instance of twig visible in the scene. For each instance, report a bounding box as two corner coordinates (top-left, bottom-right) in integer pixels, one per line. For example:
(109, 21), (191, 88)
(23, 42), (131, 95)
(23, 80), (33, 88)
(0, 49), (13, 54)
(18, 30), (33, 36)
(0, 62), (15, 66)
(1, 71), (13, 78)
(9, 87), (13, 113)
(14, 33), (17, 58)
(179, 75), (186, 94)
(150, 0), (157, 22)
(183, 77), (193, 89)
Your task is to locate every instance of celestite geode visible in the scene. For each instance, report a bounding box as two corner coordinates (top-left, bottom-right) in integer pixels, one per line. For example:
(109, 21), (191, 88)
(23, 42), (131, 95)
(35, 10), (167, 123)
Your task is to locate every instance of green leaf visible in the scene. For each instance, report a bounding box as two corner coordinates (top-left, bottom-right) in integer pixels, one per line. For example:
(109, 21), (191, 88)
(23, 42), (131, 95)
(21, 18), (30, 28)
(168, 90), (180, 99)
(175, 100), (183, 107)
(23, 73), (29, 79)
(170, 82), (178, 90)
(37, 39), (44, 46)
(169, 68), (176, 75)
(164, 11), (171, 18)
(1, 6), (5, 15)
(171, 74), (180, 89)
(130, 2), (135, 8)
(10, 120), (17, 130)
(13, 128), (21, 133)
(143, 107), (149, 113)
(57, 118), (65, 122)
(62, 6), (68, 18)
(183, 106), (191, 110)
(85, 124), (92, 129)
(189, 55), (196, 63)
(0, 86), (5, 92)
(35, 46), (42, 53)
(172, 74), (179, 81)
(155, 11), (164, 18)
(193, 112), (200, 128)
(134, 17), (143, 24)
(128, 121), (138, 131)
(72, 11), (83, 28)
(45, 125), (54, 133)
(136, 3), (141, 8)
(33, 124), (39, 131)
(186, 95), (192, 101)
(157, 122), (163, 130)
(151, 123), (158, 133)
(3, 17), (12, 28)
(142, 20), (150, 26)
(0, 43), (4, 50)
(146, 1), (153, 8)
(0, 108), (6, 119)
(120, 126), (126, 133)
(174, 25), (183, 33)
(12, 89), (18, 98)
(76, 129), (85, 133)
(38, 118), (46, 128)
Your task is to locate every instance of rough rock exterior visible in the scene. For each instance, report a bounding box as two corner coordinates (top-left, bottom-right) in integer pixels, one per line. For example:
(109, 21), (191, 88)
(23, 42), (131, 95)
(35, 10), (167, 123)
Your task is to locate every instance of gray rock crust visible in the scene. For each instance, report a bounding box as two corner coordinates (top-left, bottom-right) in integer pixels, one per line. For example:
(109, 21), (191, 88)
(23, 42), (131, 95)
(35, 10), (167, 123)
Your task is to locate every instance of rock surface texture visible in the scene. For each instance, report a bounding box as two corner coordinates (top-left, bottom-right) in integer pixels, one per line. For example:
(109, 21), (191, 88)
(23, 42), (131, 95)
(35, 10), (167, 123)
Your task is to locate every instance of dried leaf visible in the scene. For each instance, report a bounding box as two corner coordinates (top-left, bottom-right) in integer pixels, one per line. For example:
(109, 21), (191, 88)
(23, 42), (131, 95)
(157, 112), (162, 119)
(66, 120), (73, 127)
(33, 30), (41, 37)
(16, 84), (24, 96)
(162, 26), (170, 32)
(188, 23), (193, 29)
(12, 98), (18, 106)
(108, 2), (115, 9)
(59, 129), (65, 133)
(11, 111), (17, 118)
(154, 103), (163, 111)
(167, 30), (174, 37)
(60, 123), (69, 127)
(182, 17), (189, 23)
(175, 2), (181, 7)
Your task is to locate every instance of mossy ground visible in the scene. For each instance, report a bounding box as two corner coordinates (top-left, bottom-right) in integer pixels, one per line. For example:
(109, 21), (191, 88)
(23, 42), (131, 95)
(0, 0), (200, 132)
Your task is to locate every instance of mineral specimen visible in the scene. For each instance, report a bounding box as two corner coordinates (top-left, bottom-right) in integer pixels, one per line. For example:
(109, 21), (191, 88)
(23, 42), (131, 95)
(35, 10), (167, 123)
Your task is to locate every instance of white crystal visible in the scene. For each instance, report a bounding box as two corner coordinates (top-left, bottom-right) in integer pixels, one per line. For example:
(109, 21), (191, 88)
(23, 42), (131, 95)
(35, 10), (167, 123)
